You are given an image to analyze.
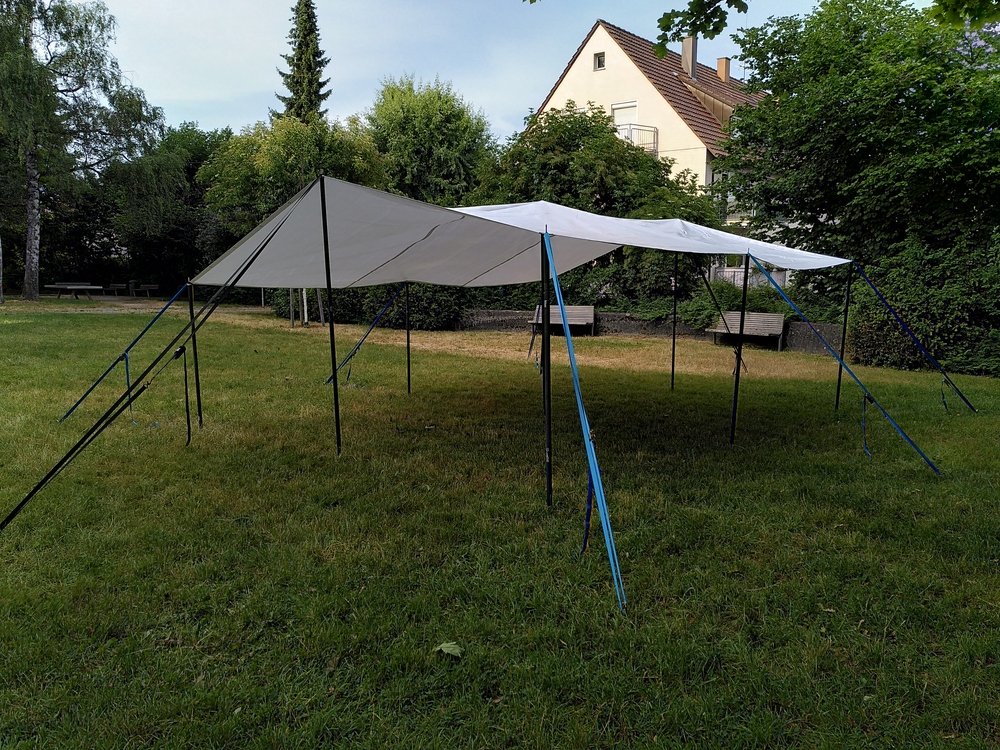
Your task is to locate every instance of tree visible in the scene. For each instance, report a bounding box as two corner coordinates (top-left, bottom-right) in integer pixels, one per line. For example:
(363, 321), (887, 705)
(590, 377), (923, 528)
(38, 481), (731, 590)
(472, 104), (720, 311)
(274, 0), (330, 122)
(0, 0), (161, 300)
(366, 76), (493, 207)
(197, 116), (389, 238)
(103, 123), (232, 290)
(523, 0), (1000, 51)
(714, 0), (1000, 374)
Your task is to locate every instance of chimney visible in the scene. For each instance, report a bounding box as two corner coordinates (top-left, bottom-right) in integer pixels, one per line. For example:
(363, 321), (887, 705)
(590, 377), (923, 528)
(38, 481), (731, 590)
(717, 57), (731, 83)
(681, 36), (697, 79)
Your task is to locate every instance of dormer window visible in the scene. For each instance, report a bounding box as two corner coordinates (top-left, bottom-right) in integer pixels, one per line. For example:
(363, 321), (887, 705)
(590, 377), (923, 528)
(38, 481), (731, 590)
(594, 52), (606, 70)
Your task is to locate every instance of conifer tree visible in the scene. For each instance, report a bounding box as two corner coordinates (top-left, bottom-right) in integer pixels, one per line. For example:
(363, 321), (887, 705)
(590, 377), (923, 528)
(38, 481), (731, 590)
(274, 0), (330, 122)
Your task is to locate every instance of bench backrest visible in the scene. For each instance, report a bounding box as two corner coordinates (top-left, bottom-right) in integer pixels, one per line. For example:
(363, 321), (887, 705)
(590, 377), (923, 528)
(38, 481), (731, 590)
(533, 305), (595, 325)
(713, 311), (785, 336)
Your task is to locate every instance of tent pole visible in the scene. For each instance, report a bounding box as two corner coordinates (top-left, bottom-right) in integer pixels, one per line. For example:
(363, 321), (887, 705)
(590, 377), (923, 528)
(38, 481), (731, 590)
(541, 235), (552, 507)
(289, 288), (294, 328)
(319, 177), (342, 455)
(405, 282), (411, 394)
(730, 255), (751, 445)
(187, 281), (203, 428)
(671, 252), (678, 391)
(835, 262), (853, 411)
(316, 288), (325, 325)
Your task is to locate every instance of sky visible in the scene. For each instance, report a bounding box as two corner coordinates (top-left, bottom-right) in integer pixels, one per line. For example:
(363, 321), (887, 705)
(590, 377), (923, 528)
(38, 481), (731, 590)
(100, 0), (897, 140)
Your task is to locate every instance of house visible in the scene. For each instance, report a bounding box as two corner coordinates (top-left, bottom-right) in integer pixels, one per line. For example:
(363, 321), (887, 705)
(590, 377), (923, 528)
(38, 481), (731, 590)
(539, 19), (763, 191)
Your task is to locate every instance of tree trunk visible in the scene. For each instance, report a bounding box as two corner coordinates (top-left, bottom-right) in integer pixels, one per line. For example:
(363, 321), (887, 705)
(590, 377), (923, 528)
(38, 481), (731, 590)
(23, 147), (40, 301)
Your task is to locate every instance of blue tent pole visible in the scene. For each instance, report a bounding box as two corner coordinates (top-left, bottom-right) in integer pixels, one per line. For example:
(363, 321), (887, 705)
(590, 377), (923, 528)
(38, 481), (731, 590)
(749, 255), (940, 475)
(543, 232), (626, 610)
(729, 255), (751, 444)
(59, 283), (188, 423)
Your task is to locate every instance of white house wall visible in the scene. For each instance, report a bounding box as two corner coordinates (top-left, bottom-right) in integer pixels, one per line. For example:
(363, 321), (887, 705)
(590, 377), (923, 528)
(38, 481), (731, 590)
(544, 25), (711, 185)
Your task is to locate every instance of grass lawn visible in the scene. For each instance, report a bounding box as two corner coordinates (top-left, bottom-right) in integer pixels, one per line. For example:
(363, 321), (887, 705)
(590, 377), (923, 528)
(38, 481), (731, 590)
(1, 303), (998, 748)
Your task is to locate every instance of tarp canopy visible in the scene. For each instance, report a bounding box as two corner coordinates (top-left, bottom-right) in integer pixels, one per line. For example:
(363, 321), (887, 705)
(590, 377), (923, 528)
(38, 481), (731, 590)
(193, 176), (848, 289)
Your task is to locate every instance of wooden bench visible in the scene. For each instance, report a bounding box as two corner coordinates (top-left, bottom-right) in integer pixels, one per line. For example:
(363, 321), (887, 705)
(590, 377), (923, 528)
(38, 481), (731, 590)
(706, 311), (786, 351)
(106, 283), (127, 296)
(530, 305), (596, 335)
(44, 282), (104, 300)
(130, 283), (159, 297)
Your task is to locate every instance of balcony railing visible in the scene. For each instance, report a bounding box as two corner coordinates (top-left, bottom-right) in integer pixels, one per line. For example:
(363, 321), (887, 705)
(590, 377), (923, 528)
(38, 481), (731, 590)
(616, 123), (658, 155)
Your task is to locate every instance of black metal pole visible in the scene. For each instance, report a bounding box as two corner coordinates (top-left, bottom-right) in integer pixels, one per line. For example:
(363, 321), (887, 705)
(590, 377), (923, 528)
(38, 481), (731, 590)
(541, 236), (552, 507)
(835, 263), (854, 411)
(405, 282), (411, 394)
(671, 252), (678, 391)
(729, 255), (751, 445)
(187, 281), (203, 427)
(319, 177), (342, 455)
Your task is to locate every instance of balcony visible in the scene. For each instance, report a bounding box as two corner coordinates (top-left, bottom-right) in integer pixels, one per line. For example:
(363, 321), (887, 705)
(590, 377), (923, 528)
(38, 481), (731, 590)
(616, 123), (658, 155)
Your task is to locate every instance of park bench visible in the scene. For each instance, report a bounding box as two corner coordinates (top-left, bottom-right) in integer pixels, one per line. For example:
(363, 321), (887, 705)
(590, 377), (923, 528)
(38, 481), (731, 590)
(530, 304), (596, 335)
(44, 282), (104, 300)
(706, 311), (786, 351)
(129, 282), (159, 297)
(106, 283), (127, 296)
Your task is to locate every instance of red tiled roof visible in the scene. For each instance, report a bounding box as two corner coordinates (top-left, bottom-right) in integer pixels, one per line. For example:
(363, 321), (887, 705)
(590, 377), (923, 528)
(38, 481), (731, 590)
(540, 20), (764, 157)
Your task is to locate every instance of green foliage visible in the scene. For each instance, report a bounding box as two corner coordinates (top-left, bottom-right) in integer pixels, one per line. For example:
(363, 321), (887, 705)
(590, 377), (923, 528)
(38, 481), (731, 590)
(678, 280), (786, 329)
(473, 104), (673, 217)
(102, 123), (233, 289)
(718, 0), (1000, 375)
(848, 233), (1000, 375)
(471, 105), (718, 313)
(0, 0), (162, 298)
(274, 0), (330, 122)
(197, 116), (390, 237)
(367, 76), (493, 207)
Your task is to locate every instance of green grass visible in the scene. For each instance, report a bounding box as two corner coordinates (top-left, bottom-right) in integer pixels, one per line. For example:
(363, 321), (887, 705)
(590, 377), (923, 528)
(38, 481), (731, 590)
(1, 306), (999, 748)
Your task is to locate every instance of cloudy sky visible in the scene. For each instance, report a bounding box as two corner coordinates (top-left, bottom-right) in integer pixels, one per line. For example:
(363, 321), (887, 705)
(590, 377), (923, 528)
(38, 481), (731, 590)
(100, 0), (900, 140)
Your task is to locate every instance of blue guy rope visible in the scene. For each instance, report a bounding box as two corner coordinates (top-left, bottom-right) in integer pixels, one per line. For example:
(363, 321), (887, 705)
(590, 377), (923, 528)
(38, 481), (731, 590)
(852, 262), (976, 413)
(59, 283), (188, 422)
(325, 283), (407, 384)
(543, 232), (627, 610)
(749, 255), (940, 475)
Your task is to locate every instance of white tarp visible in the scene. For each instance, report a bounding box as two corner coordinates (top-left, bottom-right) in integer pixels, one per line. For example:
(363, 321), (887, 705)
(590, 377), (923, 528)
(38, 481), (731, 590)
(193, 176), (848, 289)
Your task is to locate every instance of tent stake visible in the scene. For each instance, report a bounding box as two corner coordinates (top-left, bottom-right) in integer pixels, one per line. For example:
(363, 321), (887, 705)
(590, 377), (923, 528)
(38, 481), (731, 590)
(671, 252), (678, 391)
(541, 236), (552, 507)
(835, 262), (853, 411)
(319, 178), (342, 454)
(730, 255), (750, 445)
(187, 282), (203, 427)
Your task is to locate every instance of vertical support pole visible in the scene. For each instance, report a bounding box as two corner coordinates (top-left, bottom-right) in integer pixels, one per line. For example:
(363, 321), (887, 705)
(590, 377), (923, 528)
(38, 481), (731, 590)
(187, 281), (203, 427)
(261, 287), (265, 308)
(835, 262), (854, 411)
(316, 288), (326, 325)
(671, 252), (678, 391)
(541, 235), (553, 507)
(302, 288), (309, 326)
(729, 255), (751, 445)
(319, 178), (342, 455)
(405, 282), (411, 394)
(289, 288), (295, 328)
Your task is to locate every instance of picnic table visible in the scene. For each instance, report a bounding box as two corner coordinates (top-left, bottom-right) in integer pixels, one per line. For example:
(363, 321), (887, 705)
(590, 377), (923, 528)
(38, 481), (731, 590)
(44, 282), (104, 300)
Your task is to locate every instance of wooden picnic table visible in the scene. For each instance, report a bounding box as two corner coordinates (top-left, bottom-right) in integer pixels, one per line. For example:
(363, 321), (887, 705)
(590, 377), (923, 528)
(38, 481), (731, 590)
(44, 283), (104, 300)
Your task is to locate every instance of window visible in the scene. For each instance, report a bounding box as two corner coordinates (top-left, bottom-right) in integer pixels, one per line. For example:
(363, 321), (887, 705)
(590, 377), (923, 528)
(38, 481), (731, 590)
(594, 52), (605, 70)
